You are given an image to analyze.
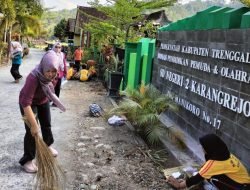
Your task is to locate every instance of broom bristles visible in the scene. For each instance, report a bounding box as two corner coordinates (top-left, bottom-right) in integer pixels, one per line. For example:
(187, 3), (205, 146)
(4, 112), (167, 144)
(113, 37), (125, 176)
(22, 116), (66, 190)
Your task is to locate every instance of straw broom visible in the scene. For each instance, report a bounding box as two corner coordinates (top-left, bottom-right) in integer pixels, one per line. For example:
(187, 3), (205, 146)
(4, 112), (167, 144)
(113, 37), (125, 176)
(23, 116), (66, 190)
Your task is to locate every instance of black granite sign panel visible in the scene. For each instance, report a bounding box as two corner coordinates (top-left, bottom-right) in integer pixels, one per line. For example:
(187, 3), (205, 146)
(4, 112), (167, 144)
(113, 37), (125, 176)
(153, 29), (250, 169)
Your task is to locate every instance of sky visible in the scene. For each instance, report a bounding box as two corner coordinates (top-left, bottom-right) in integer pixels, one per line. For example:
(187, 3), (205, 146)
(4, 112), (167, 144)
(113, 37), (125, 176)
(42, 0), (232, 11)
(42, 0), (107, 11)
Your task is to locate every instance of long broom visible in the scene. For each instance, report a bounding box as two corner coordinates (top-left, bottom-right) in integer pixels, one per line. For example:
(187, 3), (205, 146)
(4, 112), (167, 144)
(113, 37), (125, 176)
(23, 116), (66, 190)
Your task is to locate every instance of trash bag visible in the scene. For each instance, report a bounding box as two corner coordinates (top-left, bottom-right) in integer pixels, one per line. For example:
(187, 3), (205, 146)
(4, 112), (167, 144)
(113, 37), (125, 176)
(89, 103), (102, 117)
(108, 115), (126, 126)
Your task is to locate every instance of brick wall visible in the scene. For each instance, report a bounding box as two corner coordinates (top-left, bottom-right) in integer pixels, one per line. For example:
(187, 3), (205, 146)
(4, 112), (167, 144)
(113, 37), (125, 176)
(152, 29), (250, 169)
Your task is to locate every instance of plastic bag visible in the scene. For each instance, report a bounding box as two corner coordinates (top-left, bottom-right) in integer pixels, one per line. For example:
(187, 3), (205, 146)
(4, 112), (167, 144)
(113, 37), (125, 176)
(89, 103), (102, 117)
(108, 115), (126, 126)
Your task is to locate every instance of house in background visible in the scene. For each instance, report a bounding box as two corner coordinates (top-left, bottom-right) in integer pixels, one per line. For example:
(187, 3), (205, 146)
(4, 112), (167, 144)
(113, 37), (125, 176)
(70, 7), (170, 48)
(73, 6), (107, 48)
(66, 18), (76, 46)
(142, 10), (171, 27)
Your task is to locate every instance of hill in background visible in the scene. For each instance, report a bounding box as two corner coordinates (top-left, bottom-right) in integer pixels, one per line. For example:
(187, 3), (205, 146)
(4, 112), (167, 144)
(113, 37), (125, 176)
(42, 9), (76, 38)
(165, 0), (243, 22)
(42, 0), (244, 38)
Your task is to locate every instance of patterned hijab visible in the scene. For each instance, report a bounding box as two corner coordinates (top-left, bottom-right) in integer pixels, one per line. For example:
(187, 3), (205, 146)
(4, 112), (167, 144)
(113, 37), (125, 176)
(31, 50), (66, 112)
(199, 134), (230, 161)
(52, 42), (61, 52)
(52, 42), (64, 71)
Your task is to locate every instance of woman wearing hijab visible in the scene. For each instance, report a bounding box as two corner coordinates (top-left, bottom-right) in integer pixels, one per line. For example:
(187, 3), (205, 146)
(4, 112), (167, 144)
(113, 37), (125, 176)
(52, 42), (67, 100)
(10, 41), (23, 83)
(19, 51), (66, 173)
(167, 134), (250, 189)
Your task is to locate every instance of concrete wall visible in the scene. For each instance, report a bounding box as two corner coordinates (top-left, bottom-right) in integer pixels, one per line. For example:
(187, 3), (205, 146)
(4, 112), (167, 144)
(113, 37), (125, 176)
(152, 29), (250, 169)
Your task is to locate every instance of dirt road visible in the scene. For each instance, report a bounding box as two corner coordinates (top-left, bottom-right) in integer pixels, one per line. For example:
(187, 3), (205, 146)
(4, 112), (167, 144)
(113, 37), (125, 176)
(0, 49), (177, 189)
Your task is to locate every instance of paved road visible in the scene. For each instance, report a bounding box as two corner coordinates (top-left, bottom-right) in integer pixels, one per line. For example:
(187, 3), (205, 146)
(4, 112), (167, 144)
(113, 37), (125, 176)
(0, 49), (77, 189)
(0, 48), (178, 190)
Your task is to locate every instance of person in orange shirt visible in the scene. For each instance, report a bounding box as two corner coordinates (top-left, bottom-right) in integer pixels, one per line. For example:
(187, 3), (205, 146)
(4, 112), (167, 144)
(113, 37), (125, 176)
(74, 46), (83, 72)
(166, 134), (250, 189)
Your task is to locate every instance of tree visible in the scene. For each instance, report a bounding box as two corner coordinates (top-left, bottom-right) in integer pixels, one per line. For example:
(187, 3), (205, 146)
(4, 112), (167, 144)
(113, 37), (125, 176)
(16, 1), (43, 31)
(239, 0), (250, 7)
(54, 18), (67, 41)
(0, 0), (44, 63)
(0, 0), (16, 64)
(0, 0), (16, 41)
(11, 0), (44, 41)
(85, 0), (177, 47)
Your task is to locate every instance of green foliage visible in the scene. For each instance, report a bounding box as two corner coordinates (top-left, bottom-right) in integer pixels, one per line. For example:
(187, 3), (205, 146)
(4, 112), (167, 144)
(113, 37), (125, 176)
(14, 1), (44, 28)
(0, 0), (16, 33)
(108, 84), (178, 145)
(240, 0), (250, 7)
(13, 14), (42, 38)
(0, 42), (8, 64)
(86, 0), (177, 46)
(54, 18), (67, 41)
(0, 0), (45, 61)
(1, 0), (45, 39)
(41, 9), (76, 38)
(14, 0), (44, 17)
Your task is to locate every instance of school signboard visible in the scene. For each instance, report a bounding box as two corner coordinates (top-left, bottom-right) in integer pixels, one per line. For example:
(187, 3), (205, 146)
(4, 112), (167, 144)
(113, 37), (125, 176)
(152, 29), (250, 168)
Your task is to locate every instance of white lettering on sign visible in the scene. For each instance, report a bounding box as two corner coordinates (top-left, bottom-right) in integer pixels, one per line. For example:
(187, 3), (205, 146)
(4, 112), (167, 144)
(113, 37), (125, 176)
(160, 69), (250, 118)
(174, 95), (222, 129)
(160, 43), (250, 63)
(157, 43), (250, 120)
(158, 50), (250, 84)
(187, 79), (250, 117)
(211, 49), (250, 63)
(174, 96), (200, 116)
(201, 111), (221, 129)
(160, 68), (166, 78)
(181, 46), (209, 57)
(220, 67), (250, 83)
(160, 43), (181, 52)
(159, 68), (184, 87)
(165, 70), (184, 87)
(157, 53), (188, 66)
(190, 60), (211, 73)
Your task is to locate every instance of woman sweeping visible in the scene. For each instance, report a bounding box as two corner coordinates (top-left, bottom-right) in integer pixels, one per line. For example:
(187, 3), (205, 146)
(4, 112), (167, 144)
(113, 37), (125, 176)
(19, 50), (66, 173)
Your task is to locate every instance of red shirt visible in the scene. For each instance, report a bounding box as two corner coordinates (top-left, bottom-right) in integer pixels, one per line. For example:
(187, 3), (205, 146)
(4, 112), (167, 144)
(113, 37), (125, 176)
(19, 73), (48, 107)
(74, 49), (83, 61)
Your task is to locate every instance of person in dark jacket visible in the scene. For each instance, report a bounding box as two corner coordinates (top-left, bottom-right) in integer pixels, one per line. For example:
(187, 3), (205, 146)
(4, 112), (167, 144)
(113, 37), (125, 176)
(166, 134), (250, 189)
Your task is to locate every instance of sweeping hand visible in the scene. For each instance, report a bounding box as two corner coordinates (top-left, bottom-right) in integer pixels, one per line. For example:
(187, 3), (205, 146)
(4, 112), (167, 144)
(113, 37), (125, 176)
(31, 125), (39, 136)
(166, 176), (181, 189)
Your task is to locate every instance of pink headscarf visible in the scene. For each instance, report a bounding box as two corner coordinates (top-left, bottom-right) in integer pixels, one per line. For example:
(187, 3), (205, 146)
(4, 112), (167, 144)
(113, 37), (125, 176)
(52, 42), (64, 71)
(31, 50), (66, 112)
